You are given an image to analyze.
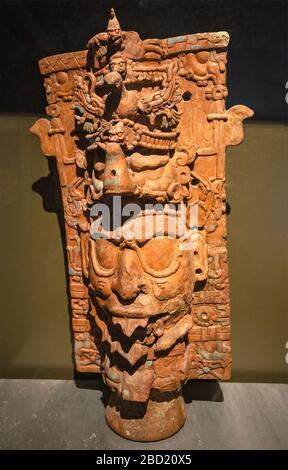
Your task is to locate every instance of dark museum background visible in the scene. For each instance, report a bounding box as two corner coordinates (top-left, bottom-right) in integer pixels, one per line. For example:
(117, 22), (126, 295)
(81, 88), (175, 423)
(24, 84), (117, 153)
(0, 0), (287, 383)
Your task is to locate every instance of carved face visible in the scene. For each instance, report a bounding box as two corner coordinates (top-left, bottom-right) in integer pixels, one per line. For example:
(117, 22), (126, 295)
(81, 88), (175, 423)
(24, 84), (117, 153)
(104, 71), (122, 89)
(108, 26), (123, 46)
(88, 211), (207, 319)
(110, 55), (127, 78)
(108, 121), (125, 142)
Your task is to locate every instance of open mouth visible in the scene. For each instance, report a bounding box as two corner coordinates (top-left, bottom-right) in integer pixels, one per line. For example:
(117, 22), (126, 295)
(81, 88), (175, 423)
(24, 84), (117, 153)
(94, 291), (162, 318)
(96, 291), (190, 320)
(113, 37), (122, 45)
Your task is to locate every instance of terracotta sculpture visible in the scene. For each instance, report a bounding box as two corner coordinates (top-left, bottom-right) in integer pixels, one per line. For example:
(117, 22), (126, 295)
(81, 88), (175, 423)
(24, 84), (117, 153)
(31, 9), (253, 441)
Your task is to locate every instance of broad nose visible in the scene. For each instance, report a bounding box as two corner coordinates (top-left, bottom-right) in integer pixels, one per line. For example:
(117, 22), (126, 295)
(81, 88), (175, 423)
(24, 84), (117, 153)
(111, 248), (143, 301)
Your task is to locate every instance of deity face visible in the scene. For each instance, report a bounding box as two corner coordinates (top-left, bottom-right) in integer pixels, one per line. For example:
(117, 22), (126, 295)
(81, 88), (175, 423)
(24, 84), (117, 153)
(88, 211), (207, 320)
(108, 26), (123, 46)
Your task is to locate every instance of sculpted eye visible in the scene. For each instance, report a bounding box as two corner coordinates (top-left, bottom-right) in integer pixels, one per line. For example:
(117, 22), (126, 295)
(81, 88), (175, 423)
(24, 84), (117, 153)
(140, 238), (176, 271)
(95, 239), (118, 269)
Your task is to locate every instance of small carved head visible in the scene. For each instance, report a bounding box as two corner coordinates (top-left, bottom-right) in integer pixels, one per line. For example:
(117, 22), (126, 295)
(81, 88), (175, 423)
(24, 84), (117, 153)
(107, 8), (123, 46)
(108, 120), (125, 143)
(104, 71), (123, 90)
(109, 53), (127, 79)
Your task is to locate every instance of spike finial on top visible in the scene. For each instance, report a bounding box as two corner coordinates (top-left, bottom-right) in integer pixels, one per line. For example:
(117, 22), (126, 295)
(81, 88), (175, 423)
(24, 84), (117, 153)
(107, 8), (121, 31)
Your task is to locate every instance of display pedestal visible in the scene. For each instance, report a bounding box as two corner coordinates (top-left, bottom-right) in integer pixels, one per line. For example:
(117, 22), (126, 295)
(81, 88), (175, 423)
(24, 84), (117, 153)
(106, 390), (186, 442)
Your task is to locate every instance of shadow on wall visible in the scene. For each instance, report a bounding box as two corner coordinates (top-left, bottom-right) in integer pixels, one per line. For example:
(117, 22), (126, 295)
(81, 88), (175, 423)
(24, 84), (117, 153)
(32, 157), (77, 376)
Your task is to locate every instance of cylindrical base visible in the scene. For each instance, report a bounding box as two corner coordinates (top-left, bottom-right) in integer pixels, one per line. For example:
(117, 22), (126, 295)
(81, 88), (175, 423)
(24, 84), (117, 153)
(105, 389), (186, 442)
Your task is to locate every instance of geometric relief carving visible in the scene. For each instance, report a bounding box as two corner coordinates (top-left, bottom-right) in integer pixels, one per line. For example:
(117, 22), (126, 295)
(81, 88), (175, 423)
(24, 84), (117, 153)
(31, 9), (253, 441)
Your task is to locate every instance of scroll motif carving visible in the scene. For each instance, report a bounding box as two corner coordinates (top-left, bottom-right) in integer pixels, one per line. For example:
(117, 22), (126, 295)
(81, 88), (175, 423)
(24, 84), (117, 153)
(31, 9), (253, 441)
